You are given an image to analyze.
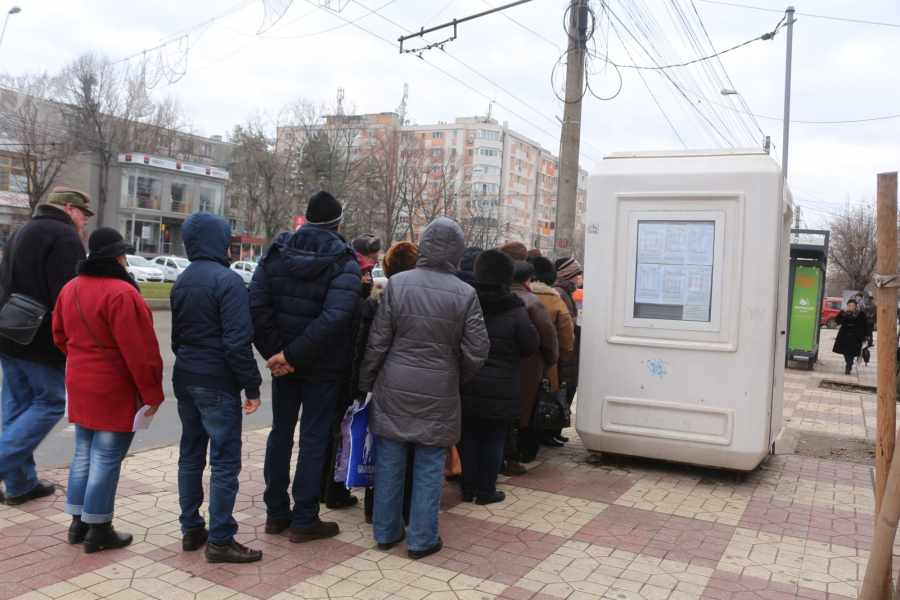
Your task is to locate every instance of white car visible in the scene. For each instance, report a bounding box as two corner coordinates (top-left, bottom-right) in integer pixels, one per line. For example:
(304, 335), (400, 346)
(126, 255), (165, 283)
(151, 256), (191, 282)
(230, 261), (257, 285)
(372, 267), (388, 289)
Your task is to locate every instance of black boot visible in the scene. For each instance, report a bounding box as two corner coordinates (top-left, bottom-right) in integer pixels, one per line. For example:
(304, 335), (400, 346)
(83, 522), (133, 554)
(68, 515), (90, 544)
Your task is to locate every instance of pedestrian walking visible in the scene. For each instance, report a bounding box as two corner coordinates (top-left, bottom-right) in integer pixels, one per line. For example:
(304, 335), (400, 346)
(352, 233), (382, 266)
(0, 187), (90, 505)
(360, 218), (489, 559)
(250, 191), (361, 543)
(171, 213), (263, 563)
(498, 244), (558, 472)
(319, 252), (375, 510)
(350, 242), (419, 525)
(833, 299), (868, 375)
(552, 257), (583, 444)
(52, 227), (164, 553)
(530, 257), (576, 446)
(458, 250), (539, 505)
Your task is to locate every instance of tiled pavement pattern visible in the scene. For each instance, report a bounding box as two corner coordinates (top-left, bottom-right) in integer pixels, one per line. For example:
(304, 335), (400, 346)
(3, 329), (896, 599)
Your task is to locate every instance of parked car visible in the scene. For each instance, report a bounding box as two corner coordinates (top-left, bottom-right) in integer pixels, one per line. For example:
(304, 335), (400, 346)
(151, 256), (191, 282)
(230, 261), (257, 285)
(125, 255), (165, 283)
(372, 267), (388, 289)
(821, 297), (843, 329)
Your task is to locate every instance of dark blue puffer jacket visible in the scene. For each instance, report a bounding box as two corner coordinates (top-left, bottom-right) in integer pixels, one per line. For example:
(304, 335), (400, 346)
(249, 226), (361, 383)
(170, 213), (262, 399)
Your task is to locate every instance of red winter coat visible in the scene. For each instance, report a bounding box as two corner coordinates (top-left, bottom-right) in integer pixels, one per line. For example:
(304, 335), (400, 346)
(53, 272), (164, 432)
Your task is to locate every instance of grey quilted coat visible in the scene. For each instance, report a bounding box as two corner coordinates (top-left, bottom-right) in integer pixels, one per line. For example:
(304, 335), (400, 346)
(359, 218), (490, 448)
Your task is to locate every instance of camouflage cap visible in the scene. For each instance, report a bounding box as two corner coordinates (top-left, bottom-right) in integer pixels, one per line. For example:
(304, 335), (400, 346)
(47, 186), (95, 217)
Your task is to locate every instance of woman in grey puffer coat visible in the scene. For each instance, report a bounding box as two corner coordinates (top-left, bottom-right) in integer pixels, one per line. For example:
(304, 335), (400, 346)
(359, 217), (489, 560)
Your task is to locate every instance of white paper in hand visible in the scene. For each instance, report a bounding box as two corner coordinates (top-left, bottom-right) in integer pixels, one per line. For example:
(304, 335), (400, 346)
(133, 405), (154, 432)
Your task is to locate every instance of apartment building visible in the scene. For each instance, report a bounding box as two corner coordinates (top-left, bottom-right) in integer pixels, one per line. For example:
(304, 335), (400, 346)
(279, 112), (588, 255)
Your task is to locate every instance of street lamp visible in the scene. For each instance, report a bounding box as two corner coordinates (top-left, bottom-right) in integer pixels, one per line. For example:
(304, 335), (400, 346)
(720, 89), (738, 96)
(0, 6), (21, 50)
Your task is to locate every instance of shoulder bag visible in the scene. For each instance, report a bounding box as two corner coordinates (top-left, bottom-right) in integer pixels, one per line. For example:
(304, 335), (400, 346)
(73, 277), (143, 412)
(0, 232), (49, 345)
(529, 362), (571, 430)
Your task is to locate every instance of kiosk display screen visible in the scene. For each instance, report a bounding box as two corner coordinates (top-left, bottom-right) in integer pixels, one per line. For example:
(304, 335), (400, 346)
(634, 220), (715, 322)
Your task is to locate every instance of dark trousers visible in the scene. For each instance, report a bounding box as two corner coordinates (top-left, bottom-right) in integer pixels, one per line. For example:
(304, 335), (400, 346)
(176, 385), (243, 546)
(264, 378), (339, 529)
(844, 353), (855, 373)
(458, 415), (508, 495)
(364, 445), (414, 524)
(517, 427), (542, 463)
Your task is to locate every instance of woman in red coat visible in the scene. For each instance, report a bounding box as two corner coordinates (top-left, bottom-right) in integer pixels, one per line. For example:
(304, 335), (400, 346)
(53, 228), (164, 553)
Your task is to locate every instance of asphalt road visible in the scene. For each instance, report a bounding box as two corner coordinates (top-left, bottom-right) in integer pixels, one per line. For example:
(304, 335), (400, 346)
(3, 311), (275, 468)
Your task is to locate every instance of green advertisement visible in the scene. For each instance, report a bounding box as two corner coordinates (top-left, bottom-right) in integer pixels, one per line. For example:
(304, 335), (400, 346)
(789, 266), (821, 352)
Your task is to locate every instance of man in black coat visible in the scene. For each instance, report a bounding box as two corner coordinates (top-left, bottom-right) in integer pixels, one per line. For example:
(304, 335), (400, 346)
(250, 191), (361, 544)
(0, 187), (90, 504)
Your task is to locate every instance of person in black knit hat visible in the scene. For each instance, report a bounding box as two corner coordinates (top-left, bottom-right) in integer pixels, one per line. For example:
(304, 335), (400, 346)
(250, 190), (362, 544)
(455, 247), (483, 284)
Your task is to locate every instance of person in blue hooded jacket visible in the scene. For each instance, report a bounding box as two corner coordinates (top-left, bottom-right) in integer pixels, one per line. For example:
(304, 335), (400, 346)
(171, 212), (264, 564)
(250, 191), (361, 544)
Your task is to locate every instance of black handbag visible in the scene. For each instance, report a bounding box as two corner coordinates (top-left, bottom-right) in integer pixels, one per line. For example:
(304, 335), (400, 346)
(0, 232), (49, 345)
(529, 362), (571, 430)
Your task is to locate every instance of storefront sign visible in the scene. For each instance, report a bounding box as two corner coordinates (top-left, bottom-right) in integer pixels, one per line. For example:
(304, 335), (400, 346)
(788, 266), (821, 352)
(295, 216), (306, 230)
(118, 153), (229, 180)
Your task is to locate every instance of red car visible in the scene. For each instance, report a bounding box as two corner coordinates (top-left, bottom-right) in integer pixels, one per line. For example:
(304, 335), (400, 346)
(821, 297), (843, 329)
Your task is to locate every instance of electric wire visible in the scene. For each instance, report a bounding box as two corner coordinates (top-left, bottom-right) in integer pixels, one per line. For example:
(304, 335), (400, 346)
(696, 0), (900, 29)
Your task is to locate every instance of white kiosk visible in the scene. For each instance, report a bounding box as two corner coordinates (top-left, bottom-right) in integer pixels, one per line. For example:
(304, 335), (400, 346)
(577, 149), (792, 471)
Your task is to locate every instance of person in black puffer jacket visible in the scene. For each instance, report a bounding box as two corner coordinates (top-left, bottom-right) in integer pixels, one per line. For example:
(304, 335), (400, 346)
(249, 191), (361, 544)
(458, 250), (539, 505)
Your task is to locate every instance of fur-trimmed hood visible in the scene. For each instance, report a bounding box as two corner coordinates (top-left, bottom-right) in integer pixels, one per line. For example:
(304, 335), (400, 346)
(76, 259), (140, 291)
(370, 285), (386, 306)
(470, 281), (524, 315)
(531, 281), (560, 297)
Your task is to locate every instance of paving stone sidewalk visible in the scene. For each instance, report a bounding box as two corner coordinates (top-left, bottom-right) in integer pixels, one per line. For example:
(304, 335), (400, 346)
(1, 328), (895, 599)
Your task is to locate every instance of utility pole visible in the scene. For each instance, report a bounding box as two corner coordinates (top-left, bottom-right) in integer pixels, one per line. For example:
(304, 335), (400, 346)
(554, 0), (589, 260)
(793, 205), (801, 228)
(781, 6), (795, 177)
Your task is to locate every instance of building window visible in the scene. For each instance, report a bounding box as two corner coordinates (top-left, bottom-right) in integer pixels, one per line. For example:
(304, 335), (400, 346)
(432, 131), (444, 139)
(477, 148), (499, 157)
(473, 182), (499, 194)
(477, 129), (501, 141)
(121, 169), (162, 210)
(431, 148), (443, 157)
(467, 149), (474, 157)
(429, 181), (440, 190)
(450, 148), (457, 157)
(453, 131), (458, 139)
(170, 180), (193, 214)
(0, 157), (28, 192)
(480, 165), (501, 176)
(200, 143), (212, 158)
(179, 138), (192, 153)
(199, 186), (223, 214)
(284, 132), (293, 141)
(229, 218), (246, 233)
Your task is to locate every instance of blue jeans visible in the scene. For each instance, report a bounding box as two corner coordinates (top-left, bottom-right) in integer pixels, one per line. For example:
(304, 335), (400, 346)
(373, 436), (445, 551)
(458, 416), (508, 496)
(65, 426), (135, 523)
(263, 378), (339, 529)
(176, 385), (243, 547)
(0, 356), (66, 496)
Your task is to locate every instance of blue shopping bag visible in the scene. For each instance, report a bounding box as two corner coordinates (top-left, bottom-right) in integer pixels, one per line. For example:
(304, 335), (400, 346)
(345, 399), (376, 488)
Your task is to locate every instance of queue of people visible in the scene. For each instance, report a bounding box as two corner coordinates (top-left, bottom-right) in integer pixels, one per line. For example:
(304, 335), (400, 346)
(0, 188), (582, 564)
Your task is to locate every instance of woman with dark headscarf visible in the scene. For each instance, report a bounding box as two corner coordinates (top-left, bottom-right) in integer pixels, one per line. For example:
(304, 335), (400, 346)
(53, 228), (164, 553)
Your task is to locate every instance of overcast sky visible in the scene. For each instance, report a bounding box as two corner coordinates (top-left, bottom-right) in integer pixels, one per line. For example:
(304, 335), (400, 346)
(5, 0), (899, 227)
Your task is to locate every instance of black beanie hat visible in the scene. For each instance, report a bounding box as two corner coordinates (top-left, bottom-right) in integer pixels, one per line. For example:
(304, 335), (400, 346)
(305, 191), (343, 229)
(459, 247), (483, 273)
(87, 227), (133, 261)
(531, 257), (557, 286)
(474, 249), (514, 285)
(352, 233), (382, 256)
(513, 261), (534, 284)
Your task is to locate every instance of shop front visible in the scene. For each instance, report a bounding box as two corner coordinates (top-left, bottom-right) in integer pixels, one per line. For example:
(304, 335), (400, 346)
(230, 236), (265, 263)
(0, 191), (31, 250)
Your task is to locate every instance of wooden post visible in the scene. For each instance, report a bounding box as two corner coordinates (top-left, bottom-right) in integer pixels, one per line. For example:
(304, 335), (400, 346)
(869, 171), (899, 598)
(861, 437), (900, 598)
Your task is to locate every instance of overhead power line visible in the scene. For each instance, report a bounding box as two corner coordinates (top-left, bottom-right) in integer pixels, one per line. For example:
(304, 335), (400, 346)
(696, 0), (900, 28)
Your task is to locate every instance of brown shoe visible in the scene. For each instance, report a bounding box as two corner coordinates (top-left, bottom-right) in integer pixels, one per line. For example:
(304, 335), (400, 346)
(504, 461), (527, 476)
(205, 541), (262, 563)
(264, 515), (293, 535)
(182, 528), (209, 551)
(289, 520), (340, 544)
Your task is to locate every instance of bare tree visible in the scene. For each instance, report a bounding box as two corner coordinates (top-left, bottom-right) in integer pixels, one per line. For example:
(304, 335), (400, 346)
(460, 191), (507, 249)
(59, 52), (190, 226)
(227, 112), (297, 243)
(827, 200), (877, 292)
(0, 73), (76, 216)
(406, 148), (468, 242)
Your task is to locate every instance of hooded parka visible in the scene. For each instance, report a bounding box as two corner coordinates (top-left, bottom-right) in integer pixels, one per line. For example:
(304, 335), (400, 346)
(359, 218), (490, 448)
